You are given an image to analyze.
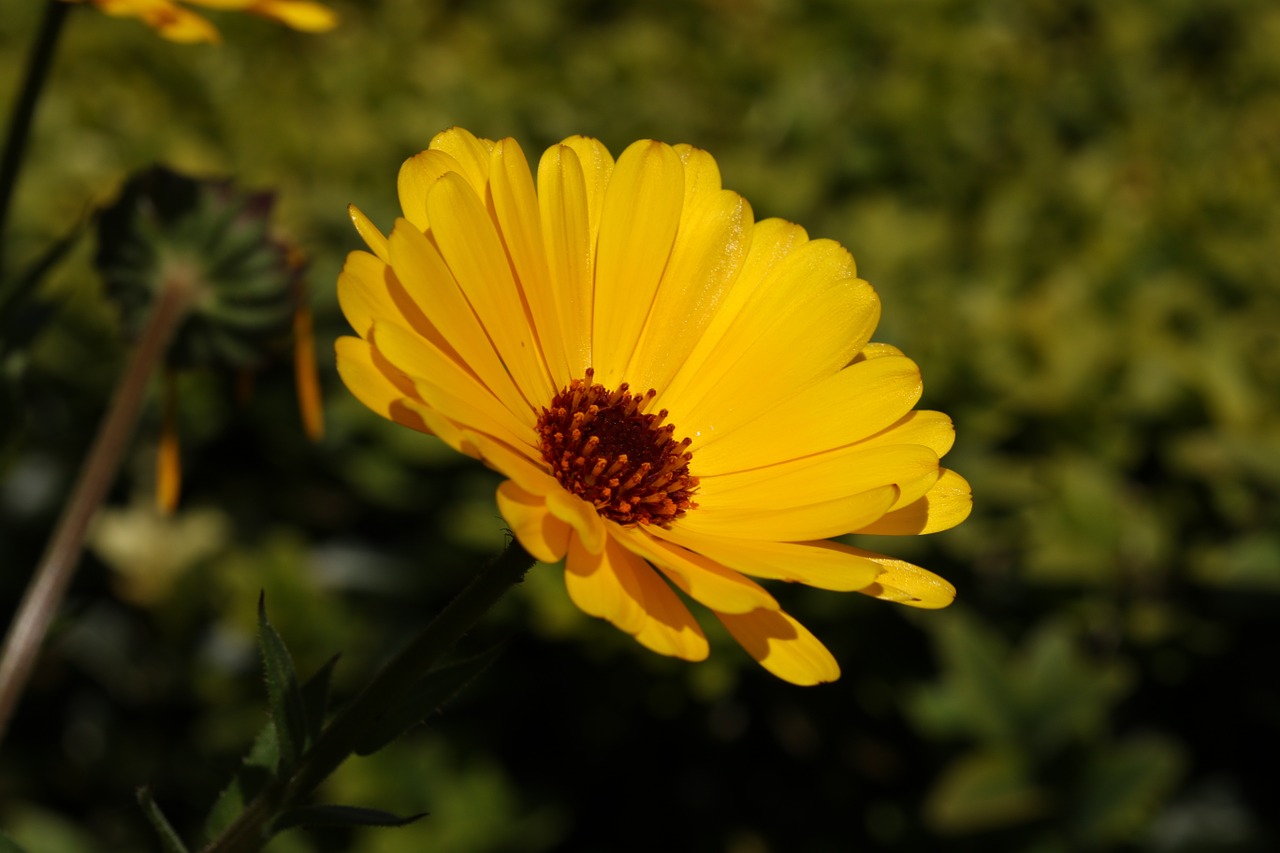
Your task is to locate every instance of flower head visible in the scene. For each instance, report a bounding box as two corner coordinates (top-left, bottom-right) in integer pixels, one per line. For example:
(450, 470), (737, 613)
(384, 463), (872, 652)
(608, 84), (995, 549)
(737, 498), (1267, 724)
(337, 129), (972, 684)
(70, 0), (337, 43)
(97, 166), (324, 511)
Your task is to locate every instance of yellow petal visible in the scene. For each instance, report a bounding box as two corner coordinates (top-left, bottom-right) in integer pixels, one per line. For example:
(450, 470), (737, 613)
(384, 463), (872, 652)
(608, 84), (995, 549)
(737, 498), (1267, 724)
(565, 534), (708, 660)
(496, 480), (571, 564)
(853, 409), (957, 458)
(591, 140), (685, 388)
(557, 136), (614, 241)
(396, 397), (465, 449)
(463, 430), (562, 498)
(672, 144), (724, 207)
(387, 219), (533, 421)
(334, 336), (428, 433)
(694, 355), (923, 473)
(348, 204), (389, 263)
(616, 526), (779, 614)
(246, 0), (337, 31)
(396, 148), (464, 233)
(846, 548), (957, 609)
(659, 217), (808, 402)
(428, 127), (495, 199)
(372, 320), (536, 454)
(156, 371), (181, 514)
(153, 10), (221, 43)
(538, 141), (596, 377)
(652, 527), (887, 592)
(336, 250), (394, 339)
(101, 0), (222, 42)
(544, 487), (607, 555)
(490, 138), (571, 388)
(852, 341), (905, 361)
(624, 189), (754, 394)
(698, 444), (940, 512)
(664, 243), (880, 442)
(716, 608), (839, 685)
(679, 485), (899, 541)
(426, 171), (554, 406)
(854, 468), (973, 535)
(292, 297), (325, 441)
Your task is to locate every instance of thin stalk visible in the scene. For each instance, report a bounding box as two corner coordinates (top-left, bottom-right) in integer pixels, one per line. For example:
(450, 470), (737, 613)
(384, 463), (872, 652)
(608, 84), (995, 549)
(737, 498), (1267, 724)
(0, 277), (194, 741)
(201, 539), (536, 853)
(0, 0), (72, 280)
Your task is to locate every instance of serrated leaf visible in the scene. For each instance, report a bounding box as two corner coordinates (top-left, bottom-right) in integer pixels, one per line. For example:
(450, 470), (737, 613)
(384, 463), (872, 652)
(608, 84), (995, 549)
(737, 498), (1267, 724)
(136, 787), (192, 853)
(203, 655), (337, 842)
(271, 804), (427, 834)
(203, 721), (279, 842)
(258, 593), (308, 774)
(301, 653), (340, 745)
(353, 645), (503, 757)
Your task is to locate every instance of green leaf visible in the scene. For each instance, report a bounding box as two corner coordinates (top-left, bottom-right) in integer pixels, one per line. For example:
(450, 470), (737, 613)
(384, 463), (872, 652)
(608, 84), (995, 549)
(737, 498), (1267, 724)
(354, 645), (504, 757)
(1017, 622), (1130, 752)
(912, 612), (1024, 743)
(925, 748), (1050, 835)
(204, 645), (340, 842)
(1072, 735), (1184, 843)
(257, 593), (309, 774)
(0, 833), (32, 853)
(270, 804), (426, 834)
(0, 218), (84, 324)
(136, 787), (191, 853)
(203, 721), (279, 843)
(301, 653), (340, 745)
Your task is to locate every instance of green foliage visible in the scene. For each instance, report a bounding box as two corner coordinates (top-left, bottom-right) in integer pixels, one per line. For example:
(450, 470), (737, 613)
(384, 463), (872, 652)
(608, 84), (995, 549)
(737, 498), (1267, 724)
(0, 833), (29, 853)
(271, 805), (425, 834)
(204, 717), (281, 842)
(258, 594), (311, 774)
(911, 612), (1184, 845)
(353, 645), (504, 757)
(137, 787), (192, 853)
(2, 0), (1279, 850)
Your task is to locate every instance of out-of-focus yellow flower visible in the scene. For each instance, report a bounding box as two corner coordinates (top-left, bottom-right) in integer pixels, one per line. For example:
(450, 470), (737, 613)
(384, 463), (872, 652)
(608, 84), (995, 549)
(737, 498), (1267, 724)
(90, 503), (230, 605)
(68, 0), (337, 43)
(337, 129), (972, 685)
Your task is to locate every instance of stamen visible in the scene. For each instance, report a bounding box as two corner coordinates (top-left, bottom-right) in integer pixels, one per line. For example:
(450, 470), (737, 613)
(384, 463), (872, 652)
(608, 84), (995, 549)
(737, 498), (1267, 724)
(537, 372), (699, 526)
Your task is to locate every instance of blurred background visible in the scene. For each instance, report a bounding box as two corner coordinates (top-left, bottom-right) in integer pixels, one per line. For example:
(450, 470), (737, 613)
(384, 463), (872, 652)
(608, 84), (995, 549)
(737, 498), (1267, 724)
(2, 0), (1278, 850)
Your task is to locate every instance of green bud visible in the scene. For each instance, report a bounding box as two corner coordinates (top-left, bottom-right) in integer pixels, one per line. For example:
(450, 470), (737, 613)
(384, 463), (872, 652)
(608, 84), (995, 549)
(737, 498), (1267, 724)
(96, 166), (300, 370)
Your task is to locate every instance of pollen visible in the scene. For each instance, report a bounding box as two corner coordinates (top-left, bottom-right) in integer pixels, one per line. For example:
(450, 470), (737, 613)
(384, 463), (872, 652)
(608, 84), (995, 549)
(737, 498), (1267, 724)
(537, 369), (699, 526)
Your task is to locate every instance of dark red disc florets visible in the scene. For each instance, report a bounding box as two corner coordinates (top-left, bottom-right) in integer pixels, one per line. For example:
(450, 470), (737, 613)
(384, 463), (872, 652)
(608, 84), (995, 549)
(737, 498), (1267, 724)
(537, 369), (698, 526)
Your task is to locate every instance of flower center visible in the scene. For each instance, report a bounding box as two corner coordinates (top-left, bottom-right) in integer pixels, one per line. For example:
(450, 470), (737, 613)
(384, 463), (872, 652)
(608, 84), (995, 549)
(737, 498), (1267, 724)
(537, 369), (699, 526)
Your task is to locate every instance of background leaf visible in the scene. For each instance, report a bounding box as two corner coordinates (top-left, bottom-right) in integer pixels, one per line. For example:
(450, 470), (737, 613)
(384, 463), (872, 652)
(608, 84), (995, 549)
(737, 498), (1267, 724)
(257, 593), (308, 774)
(2, 0), (1278, 850)
(270, 804), (426, 834)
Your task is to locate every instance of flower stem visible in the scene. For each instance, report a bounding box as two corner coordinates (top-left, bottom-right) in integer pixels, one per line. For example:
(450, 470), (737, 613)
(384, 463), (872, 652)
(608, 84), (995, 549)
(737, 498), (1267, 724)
(0, 276), (194, 742)
(200, 538), (536, 853)
(0, 0), (71, 280)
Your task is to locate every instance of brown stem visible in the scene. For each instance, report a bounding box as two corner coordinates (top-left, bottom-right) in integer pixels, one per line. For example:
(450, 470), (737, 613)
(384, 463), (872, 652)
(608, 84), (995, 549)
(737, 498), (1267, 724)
(0, 277), (194, 742)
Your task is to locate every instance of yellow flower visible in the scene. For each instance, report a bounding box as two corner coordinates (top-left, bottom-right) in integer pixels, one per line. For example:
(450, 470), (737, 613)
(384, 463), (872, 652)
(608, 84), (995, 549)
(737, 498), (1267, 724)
(337, 129), (972, 685)
(71, 0), (336, 43)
